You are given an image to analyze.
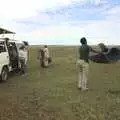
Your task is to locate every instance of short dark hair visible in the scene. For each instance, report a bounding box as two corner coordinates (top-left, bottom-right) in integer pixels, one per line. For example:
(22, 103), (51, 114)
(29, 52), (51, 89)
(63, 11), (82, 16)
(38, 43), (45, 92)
(80, 37), (87, 44)
(44, 45), (47, 48)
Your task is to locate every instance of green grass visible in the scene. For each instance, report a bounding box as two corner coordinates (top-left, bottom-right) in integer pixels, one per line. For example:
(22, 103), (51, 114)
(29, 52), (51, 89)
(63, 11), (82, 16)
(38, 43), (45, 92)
(0, 46), (120, 120)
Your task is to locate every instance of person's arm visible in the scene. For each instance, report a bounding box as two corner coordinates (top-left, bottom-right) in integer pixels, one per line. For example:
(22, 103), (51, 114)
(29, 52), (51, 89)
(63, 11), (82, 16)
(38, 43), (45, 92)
(89, 47), (100, 53)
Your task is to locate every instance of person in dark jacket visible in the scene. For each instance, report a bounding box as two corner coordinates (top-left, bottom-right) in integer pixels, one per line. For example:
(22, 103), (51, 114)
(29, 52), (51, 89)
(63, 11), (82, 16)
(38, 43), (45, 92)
(77, 37), (98, 90)
(37, 48), (45, 67)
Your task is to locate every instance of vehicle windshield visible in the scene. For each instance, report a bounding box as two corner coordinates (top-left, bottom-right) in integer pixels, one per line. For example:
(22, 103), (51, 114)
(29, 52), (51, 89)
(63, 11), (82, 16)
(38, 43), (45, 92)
(0, 41), (6, 52)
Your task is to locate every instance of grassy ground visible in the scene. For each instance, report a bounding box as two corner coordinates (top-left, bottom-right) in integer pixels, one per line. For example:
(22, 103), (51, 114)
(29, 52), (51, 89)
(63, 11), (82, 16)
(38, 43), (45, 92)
(0, 46), (120, 120)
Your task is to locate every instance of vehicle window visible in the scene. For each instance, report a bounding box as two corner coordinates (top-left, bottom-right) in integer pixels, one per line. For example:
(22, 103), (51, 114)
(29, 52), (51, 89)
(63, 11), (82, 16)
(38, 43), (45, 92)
(0, 41), (6, 52)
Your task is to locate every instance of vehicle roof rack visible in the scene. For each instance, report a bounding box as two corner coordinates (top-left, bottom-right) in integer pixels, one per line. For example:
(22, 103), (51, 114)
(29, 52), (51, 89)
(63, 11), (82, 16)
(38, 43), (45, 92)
(0, 28), (15, 34)
(0, 37), (18, 42)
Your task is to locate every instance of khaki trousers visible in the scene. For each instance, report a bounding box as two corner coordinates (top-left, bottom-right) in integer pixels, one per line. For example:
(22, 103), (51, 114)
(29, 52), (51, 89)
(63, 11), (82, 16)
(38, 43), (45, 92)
(20, 59), (26, 75)
(77, 59), (89, 89)
(43, 57), (49, 67)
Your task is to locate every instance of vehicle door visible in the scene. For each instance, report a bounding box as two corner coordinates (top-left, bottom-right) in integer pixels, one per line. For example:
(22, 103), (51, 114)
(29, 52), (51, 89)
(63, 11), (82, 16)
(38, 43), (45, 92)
(0, 41), (9, 73)
(7, 42), (19, 69)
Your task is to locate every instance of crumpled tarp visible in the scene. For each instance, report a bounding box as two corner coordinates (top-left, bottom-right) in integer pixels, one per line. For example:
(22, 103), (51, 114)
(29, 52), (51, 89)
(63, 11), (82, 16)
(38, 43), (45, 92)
(89, 48), (120, 63)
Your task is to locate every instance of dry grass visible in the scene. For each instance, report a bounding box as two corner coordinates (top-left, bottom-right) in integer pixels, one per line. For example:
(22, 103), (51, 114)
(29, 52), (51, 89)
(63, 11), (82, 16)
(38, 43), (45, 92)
(0, 46), (120, 120)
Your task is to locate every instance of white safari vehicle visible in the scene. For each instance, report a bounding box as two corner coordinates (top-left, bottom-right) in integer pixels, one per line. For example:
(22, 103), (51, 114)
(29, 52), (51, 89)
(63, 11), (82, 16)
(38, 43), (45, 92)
(0, 28), (28, 82)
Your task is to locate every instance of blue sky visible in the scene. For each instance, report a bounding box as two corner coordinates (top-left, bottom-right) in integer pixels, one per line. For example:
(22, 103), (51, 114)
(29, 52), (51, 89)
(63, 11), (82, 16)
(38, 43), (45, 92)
(0, 0), (120, 45)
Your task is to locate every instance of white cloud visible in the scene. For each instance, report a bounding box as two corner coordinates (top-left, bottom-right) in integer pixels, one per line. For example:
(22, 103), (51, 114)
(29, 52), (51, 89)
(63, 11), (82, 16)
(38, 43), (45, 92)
(0, 0), (89, 29)
(0, 0), (84, 19)
(0, 0), (84, 30)
(0, 0), (107, 19)
(103, 5), (120, 20)
(23, 20), (119, 45)
(105, 6), (120, 15)
(90, 0), (107, 5)
(1, 20), (120, 45)
(0, 0), (120, 45)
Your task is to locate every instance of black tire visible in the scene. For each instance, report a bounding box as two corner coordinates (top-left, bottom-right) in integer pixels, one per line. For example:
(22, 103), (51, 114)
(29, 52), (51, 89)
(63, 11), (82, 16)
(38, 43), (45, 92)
(0, 67), (9, 82)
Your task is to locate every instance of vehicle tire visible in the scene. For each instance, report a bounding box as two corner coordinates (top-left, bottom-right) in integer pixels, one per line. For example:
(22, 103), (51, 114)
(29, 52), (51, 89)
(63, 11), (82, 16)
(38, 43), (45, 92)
(0, 67), (9, 82)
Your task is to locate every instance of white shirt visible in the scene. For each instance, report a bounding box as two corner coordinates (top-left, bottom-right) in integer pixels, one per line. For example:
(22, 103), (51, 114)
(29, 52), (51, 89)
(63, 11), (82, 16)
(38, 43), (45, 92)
(19, 50), (26, 60)
(44, 48), (49, 58)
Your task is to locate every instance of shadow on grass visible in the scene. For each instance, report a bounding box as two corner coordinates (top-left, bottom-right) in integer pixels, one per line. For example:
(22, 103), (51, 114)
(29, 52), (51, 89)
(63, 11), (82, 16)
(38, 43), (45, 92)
(0, 70), (23, 84)
(108, 89), (120, 95)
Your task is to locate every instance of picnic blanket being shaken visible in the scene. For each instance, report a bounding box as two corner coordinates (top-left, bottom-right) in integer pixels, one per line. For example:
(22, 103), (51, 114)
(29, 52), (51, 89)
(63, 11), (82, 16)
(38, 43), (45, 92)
(89, 48), (120, 63)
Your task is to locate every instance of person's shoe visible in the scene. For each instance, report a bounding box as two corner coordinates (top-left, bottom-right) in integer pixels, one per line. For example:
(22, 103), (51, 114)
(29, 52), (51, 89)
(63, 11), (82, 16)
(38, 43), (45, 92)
(22, 74), (26, 76)
(82, 88), (89, 91)
(78, 87), (82, 90)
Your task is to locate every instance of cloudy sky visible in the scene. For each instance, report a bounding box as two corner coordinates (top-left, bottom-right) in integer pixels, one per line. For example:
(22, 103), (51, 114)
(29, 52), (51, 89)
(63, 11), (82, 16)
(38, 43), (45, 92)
(0, 0), (120, 45)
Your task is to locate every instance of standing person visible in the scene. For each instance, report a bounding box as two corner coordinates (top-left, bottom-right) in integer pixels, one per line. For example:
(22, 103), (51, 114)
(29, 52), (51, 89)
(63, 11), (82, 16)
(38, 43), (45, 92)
(98, 43), (110, 62)
(77, 37), (98, 90)
(98, 43), (109, 53)
(24, 45), (29, 65)
(19, 46), (26, 76)
(43, 45), (50, 67)
(37, 48), (45, 67)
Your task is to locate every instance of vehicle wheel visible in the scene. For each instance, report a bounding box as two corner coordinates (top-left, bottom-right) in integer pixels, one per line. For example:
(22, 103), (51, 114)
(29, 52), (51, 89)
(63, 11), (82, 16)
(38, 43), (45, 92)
(0, 67), (9, 82)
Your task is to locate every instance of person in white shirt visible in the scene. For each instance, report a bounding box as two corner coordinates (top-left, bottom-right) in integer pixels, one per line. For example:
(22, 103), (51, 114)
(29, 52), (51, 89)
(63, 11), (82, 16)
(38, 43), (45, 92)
(43, 45), (50, 67)
(19, 46), (26, 75)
